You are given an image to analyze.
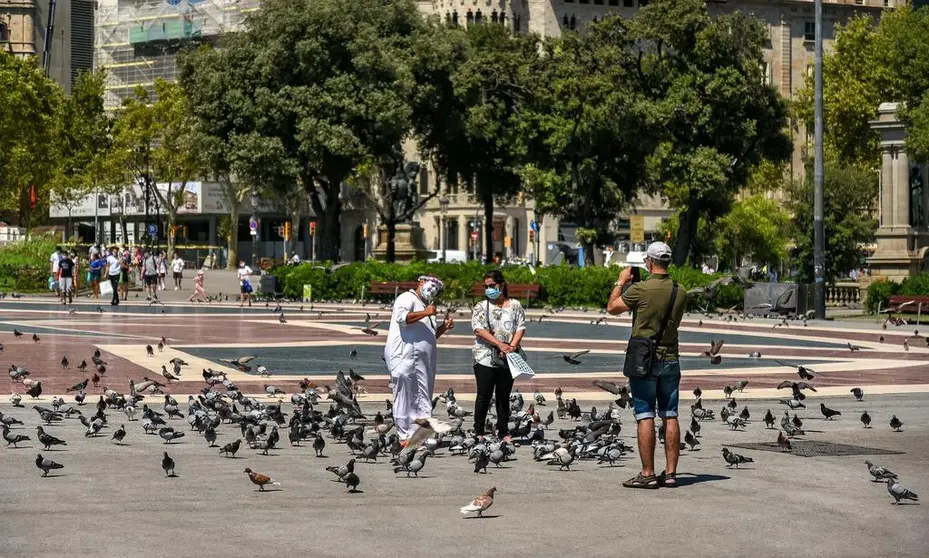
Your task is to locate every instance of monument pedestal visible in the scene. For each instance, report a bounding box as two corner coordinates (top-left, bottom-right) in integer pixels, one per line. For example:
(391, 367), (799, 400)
(869, 227), (929, 280)
(373, 223), (430, 262)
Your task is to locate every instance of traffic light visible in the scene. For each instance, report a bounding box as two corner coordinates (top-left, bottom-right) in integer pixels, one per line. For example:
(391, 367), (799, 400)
(528, 230), (535, 243)
(284, 221), (291, 241)
(362, 223), (368, 237)
(309, 221), (317, 236)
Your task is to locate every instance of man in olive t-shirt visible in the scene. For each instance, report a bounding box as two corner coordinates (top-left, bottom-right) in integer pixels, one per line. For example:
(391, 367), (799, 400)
(607, 241), (687, 489)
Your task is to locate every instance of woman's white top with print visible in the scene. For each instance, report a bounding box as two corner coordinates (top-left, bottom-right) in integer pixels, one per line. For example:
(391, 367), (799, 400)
(471, 299), (526, 367)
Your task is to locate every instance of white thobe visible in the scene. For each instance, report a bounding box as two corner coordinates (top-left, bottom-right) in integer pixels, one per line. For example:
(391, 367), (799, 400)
(384, 290), (437, 439)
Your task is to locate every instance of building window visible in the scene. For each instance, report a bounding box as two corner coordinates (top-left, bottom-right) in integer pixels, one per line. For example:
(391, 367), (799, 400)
(594, 0), (603, 4)
(491, 10), (498, 23)
(563, 14), (569, 27)
(579, 0), (589, 4)
(761, 61), (772, 85)
(0, 23), (8, 42)
(565, 0), (574, 3)
(452, 11), (459, 26)
(884, 0), (890, 6)
(855, 0), (863, 4)
(475, 10), (483, 23)
(500, 12), (507, 26)
(624, 0), (634, 5)
(609, 0), (619, 5)
(514, 14), (521, 34)
(570, 15), (577, 29)
(639, 0), (648, 5)
(804, 21), (815, 42)
(467, 10), (474, 24)
(419, 166), (429, 195)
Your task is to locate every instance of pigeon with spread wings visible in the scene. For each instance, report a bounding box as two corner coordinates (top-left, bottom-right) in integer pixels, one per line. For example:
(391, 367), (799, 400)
(219, 356), (256, 372)
(552, 350), (590, 365)
(704, 340), (724, 365)
(359, 322), (382, 336)
(775, 360), (816, 381)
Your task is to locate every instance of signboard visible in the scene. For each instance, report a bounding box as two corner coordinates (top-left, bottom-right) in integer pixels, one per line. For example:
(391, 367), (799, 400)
(630, 215), (645, 244)
(504, 236), (512, 248)
(147, 223), (158, 236)
(470, 231), (479, 240)
(530, 220), (539, 233)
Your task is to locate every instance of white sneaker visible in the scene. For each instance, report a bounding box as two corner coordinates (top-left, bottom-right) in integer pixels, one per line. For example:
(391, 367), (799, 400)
(174, 287), (179, 291)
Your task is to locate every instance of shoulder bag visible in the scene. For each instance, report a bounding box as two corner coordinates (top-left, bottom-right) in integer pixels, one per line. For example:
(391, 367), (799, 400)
(622, 281), (678, 379)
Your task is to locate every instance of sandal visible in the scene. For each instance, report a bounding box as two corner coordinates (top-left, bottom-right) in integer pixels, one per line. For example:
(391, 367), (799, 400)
(623, 472), (660, 489)
(659, 471), (678, 488)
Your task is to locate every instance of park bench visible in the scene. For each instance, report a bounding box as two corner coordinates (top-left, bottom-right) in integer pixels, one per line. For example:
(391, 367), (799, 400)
(887, 295), (929, 313)
(470, 281), (540, 307)
(368, 281), (420, 300)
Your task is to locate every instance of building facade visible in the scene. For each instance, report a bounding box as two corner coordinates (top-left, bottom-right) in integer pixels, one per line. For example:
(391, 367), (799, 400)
(1, 0), (94, 92)
(76, 0), (901, 264)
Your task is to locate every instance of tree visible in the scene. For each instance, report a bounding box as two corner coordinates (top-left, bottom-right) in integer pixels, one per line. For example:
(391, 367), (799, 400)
(0, 52), (64, 229)
(50, 70), (112, 242)
(179, 45), (255, 269)
(179, 0), (429, 262)
(522, 19), (661, 264)
(413, 23), (538, 260)
(631, 0), (792, 266)
(796, 6), (929, 166)
(787, 161), (877, 283)
(714, 195), (791, 271)
(110, 81), (201, 257)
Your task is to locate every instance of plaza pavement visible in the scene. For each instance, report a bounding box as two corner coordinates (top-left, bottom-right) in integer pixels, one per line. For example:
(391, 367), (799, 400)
(0, 298), (927, 557)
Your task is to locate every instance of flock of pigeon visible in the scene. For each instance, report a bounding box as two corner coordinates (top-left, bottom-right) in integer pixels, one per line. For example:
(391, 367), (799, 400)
(1, 312), (921, 515)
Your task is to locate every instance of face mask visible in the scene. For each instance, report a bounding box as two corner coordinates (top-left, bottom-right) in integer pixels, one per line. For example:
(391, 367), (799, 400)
(485, 287), (502, 300)
(420, 282), (439, 303)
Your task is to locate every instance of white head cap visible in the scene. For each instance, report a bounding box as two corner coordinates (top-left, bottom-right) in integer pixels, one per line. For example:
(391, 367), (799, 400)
(645, 241), (673, 263)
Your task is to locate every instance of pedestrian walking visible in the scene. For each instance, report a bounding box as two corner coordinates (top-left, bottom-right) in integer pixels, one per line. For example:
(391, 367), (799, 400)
(143, 251), (158, 301)
(89, 253), (104, 299)
(607, 241), (687, 489)
(170, 253), (185, 290)
(57, 251), (75, 305)
(383, 275), (454, 442)
(188, 270), (207, 303)
(106, 249), (121, 306)
(157, 251), (167, 291)
(237, 261), (254, 307)
(471, 270), (526, 439)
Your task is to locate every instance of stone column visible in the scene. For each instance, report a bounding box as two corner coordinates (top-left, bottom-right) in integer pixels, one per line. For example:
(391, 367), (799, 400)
(882, 147), (895, 228)
(458, 216), (468, 252)
(895, 147), (910, 229)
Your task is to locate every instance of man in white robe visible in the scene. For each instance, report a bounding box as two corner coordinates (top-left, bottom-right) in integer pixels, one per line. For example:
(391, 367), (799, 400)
(384, 275), (454, 441)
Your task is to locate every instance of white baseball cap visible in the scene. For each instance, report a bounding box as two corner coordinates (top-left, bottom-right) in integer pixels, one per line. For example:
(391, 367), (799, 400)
(645, 241), (673, 262)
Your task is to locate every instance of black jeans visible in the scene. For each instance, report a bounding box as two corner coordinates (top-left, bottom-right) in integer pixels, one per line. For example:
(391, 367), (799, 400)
(109, 275), (120, 305)
(473, 362), (514, 437)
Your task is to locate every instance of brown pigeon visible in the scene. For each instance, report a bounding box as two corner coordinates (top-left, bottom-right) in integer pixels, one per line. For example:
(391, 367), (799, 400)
(460, 486), (496, 518)
(244, 468), (280, 491)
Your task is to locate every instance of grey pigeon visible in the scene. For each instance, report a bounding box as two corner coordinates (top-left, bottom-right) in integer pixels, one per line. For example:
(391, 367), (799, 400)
(850, 387), (864, 401)
(2, 425), (30, 447)
(219, 438), (241, 457)
(204, 426), (217, 447)
(820, 403), (841, 420)
(159, 427), (185, 444)
(342, 471), (360, 493)
(886, 477), (919, 504)
(394, 451), (428, 478)
(861, 411), (872, 428)
(111, 424), (126, 445)
(35, 453), (63, 476)
(313, 434), (325, 457)
(865, 460), (897, 482)
(890, 415), (903, 432)
(162, 452), (176, 476)
(722, 447), (753, 469)
(36, 426), (66, 450)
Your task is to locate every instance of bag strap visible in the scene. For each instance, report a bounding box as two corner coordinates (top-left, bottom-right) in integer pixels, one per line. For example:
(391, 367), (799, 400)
(653, 281), (679, 345)
(485, 301), (494, 335)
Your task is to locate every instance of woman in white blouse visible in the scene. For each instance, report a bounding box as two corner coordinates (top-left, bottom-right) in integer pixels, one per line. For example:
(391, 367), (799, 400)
(471, 270), (527, 439)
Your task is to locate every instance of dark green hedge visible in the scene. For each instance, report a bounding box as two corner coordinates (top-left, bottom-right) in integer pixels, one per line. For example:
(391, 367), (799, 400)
(0, 236), (60, 292)
(268, 261), (744, 309)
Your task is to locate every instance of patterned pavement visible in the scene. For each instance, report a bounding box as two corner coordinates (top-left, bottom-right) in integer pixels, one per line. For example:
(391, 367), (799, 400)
(3, 298), (929, 399)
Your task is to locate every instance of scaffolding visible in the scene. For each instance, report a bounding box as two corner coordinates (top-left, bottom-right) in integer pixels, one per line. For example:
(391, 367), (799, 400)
(95, 0), (261, 109)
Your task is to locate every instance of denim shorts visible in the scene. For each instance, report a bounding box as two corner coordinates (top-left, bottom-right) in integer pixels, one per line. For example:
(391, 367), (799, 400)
(628, 360), (681, 421)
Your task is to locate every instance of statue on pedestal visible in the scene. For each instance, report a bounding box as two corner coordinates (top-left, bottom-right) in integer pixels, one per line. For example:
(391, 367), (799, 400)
(390, 161), (421, 221)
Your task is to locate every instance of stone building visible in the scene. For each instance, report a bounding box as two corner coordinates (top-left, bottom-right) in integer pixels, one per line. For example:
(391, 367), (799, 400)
(0, 0), (94, 91)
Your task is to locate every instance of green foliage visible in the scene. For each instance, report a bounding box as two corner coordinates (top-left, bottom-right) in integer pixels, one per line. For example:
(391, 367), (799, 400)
(796, 6), (929, 165)
(179, 0), (434, 261)
(0, 236), (59, 291)
(631, 0), (792, 265)
(658, 212), (713, 267)
(715, 195), (791, 269)
(522, 19), (659, 263)
(0, 52), (65, 225)
(787, 160), (877, 283)
(270, 261), (738, 309)
(864, 279), (899, 314)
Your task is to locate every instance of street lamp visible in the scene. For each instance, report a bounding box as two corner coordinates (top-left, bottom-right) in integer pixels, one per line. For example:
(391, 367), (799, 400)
(250, 187), (259, 266)
(439, 195), (449, 262)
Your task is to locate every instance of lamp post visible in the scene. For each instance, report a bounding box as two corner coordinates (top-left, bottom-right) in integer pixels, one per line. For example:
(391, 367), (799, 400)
(439, 195), (449, 262)
(471, 210), (481, 262)
(813, 0), (826, 319)
(250, 187), (259, 266)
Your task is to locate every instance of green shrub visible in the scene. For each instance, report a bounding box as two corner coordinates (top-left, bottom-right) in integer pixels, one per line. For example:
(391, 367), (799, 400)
(271, 261), (745, 309)
(0, 236), (60, 292)
(865, 278), (901, 314)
